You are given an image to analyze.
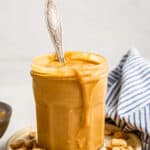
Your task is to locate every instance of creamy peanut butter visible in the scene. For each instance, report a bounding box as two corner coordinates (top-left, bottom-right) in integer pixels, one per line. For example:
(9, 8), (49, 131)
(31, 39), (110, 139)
(0, 110), (6, 118)
(31, 51), (108, 150)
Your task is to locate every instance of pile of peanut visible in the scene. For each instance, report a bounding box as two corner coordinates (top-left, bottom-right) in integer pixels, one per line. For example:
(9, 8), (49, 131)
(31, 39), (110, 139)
(10, 128), (135, 150)
(105, 128), (134, 150)
(10, 132), (46, 150)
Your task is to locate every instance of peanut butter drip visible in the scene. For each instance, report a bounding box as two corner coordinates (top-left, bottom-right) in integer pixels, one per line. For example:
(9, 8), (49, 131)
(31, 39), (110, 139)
(74, 68), (102, 150)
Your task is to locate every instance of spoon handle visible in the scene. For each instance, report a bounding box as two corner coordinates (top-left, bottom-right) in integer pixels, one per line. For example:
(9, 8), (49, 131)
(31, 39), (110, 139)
(45, 0), (65, 63)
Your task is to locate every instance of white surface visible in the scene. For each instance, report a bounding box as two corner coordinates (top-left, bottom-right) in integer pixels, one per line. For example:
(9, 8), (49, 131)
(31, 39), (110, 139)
(0, 0), (150, 149)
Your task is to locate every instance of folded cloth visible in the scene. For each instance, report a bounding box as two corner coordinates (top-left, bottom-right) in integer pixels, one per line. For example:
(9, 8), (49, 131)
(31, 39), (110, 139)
(106, 49), (150, 150)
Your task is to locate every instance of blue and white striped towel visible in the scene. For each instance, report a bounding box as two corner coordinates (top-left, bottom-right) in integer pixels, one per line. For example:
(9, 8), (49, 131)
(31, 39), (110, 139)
(106, 49), (150, 150)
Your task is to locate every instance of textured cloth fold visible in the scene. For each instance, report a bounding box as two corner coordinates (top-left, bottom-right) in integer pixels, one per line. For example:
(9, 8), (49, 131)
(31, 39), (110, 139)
(106, 49), (150, 150)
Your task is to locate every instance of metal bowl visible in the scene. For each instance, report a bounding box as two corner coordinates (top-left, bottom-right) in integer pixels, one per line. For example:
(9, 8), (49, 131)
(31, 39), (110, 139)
(0, 101), (12, 138)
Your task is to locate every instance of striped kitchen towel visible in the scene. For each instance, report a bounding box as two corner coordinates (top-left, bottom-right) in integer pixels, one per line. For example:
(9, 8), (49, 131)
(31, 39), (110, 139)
(106, 49), (150, 150)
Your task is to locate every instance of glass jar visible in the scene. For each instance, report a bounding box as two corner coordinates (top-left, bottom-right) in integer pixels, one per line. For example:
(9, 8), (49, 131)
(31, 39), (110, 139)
(31, 51), (108, 150)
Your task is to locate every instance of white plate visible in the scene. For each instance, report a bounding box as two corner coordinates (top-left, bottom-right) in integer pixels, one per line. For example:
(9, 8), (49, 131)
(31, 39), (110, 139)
(7, 126), (35, 150)
(6, 124), (141, 150)
(104, 124), (141, 150)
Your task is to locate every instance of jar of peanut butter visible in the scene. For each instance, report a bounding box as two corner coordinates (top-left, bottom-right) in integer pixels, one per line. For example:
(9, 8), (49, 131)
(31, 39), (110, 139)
(31, 51), (108, 150)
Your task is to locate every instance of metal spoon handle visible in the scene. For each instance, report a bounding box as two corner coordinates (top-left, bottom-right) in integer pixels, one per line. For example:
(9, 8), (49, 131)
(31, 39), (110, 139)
(45, 0), (65, 63)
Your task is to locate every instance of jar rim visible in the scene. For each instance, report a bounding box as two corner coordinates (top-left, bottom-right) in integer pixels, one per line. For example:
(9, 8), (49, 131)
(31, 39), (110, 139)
(31, 51), (108, 77)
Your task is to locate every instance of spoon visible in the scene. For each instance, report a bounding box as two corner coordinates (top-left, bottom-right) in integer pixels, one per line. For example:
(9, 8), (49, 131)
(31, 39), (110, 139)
(45, 0), (65, 63)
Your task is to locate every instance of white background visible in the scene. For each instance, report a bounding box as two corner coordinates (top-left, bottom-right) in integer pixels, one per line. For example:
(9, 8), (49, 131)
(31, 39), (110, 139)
(0, 0), (150, 149)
